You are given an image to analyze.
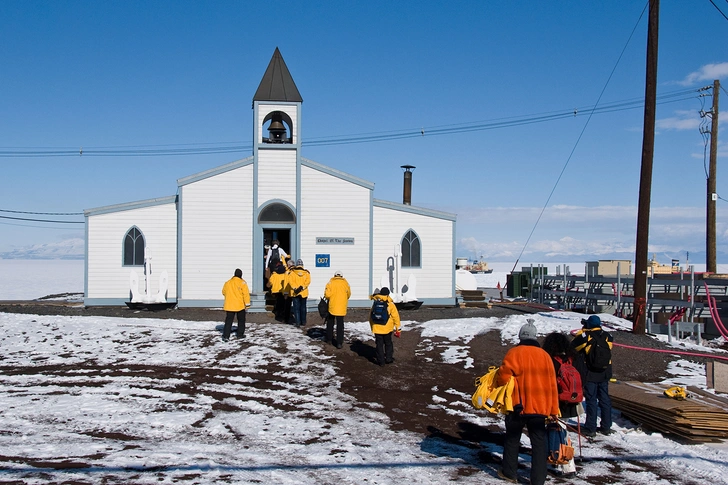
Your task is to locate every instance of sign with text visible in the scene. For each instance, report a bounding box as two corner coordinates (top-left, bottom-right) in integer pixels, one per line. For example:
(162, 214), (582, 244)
(315, 254), (330, 267)
(316, 237), (355, 245)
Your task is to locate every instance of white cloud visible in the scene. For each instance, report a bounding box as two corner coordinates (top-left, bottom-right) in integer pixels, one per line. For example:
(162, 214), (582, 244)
(456, 205), (715, 260)
(678, 62), (728, 86)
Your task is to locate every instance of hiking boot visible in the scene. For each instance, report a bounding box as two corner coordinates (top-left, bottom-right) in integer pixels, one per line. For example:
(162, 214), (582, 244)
(598, 427), (614, 435)
(582, 429), (596, 437)
(335, 343), (342, 349)
(496, 468), (517, 483)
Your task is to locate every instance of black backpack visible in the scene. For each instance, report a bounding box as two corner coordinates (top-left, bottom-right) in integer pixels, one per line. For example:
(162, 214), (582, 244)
(586, 331), (612, 370)
(370, 299), (389, 324)
(268, 248), (280, 268)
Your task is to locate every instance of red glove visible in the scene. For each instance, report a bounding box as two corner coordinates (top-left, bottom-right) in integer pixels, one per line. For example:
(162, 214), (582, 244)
(394, 330), (401, 338)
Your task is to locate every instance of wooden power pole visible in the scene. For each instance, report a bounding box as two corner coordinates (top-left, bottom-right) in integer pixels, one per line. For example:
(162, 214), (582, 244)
(633, 0), (660, 334)
(707, 79), (720, 274)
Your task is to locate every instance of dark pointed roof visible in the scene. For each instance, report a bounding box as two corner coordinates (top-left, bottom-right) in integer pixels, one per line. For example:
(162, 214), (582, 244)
(253, 48), (303, 103)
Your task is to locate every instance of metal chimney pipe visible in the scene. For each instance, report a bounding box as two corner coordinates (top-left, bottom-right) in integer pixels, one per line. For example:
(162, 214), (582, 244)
(401, 165), (415, 205)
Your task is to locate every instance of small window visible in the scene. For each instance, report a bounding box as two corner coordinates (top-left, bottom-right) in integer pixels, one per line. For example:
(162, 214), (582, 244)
(123, 227), (145, 266)
(401, 230), (421, 268)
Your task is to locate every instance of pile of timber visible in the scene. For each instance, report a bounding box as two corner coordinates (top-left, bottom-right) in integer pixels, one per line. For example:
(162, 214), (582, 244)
(610, 381), (728, 442)
(459, 290), (491, 308)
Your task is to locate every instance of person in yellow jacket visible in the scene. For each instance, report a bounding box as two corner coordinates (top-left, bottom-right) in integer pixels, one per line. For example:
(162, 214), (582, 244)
(268, 260), (287, 322)
(323, 270), (351, 349)
(369, 287), (401, 366)
(287, 259), (311, 327)
(221, 268), (251, 341)
(495, 321), (560, 485)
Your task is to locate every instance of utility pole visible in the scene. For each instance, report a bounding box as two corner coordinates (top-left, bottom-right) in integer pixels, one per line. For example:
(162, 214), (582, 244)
(633, 0), (660, 334)
(707, 79), (720, 273)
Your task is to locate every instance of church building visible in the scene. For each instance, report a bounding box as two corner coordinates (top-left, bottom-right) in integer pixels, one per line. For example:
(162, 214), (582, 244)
(84, 49), (457, 310)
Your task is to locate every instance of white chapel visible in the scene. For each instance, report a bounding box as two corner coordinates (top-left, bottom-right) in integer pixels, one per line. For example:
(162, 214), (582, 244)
(84, 48), (457, 310)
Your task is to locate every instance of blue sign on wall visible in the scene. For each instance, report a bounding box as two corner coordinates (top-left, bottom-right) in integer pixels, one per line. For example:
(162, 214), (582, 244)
(315, 254), (330, 267)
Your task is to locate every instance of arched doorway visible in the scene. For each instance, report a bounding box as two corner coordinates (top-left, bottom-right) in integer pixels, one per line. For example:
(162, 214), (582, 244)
(258, 202), (296, 287)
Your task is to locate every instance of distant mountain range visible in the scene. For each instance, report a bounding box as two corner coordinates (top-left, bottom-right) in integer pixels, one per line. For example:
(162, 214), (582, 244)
(0, 238), (84, 260)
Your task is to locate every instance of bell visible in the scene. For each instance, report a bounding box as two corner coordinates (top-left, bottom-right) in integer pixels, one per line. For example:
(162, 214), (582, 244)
(267, 116), (287, 143)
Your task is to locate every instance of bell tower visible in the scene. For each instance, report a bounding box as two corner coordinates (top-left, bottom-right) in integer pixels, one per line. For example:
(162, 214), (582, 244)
(253, 47), (302, 147)
(252, 48), (302, 293)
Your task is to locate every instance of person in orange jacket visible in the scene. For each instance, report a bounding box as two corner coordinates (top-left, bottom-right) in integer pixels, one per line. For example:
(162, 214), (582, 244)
(369, 287), (401, 366)
(221, 268), (251, 341)
(495, 321), (560, 485)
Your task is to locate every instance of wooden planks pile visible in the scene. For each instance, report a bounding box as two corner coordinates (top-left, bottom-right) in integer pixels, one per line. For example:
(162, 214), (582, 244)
(610, 381), (728, 442)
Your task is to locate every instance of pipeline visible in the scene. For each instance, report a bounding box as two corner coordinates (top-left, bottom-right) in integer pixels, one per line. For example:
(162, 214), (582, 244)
(704, 282), (728, 340)
(613, 342), (728, 362)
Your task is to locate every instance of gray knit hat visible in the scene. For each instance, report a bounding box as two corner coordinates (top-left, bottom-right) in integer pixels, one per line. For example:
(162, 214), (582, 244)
(518, 322), (537, 341)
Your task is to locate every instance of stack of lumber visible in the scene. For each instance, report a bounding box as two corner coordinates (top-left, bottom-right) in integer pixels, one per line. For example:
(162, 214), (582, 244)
(459, 290), (491, 308)
(610, 381), (728, 442)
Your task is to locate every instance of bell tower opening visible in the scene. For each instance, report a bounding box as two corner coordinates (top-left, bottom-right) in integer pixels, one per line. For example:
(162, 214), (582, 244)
(263, 110), (292, 144)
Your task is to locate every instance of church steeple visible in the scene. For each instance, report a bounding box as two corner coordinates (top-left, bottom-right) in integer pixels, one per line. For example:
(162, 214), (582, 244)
(253, 47), (303, 103)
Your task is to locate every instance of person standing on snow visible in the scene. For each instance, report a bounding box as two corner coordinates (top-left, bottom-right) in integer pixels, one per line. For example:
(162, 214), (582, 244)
(221, 268), (251, 341)
(495, 321), (560, 485)
(369, 287), (401, 366)
(323, 270), (351, 349)
(267, 260), (287, 322)
(287, 259), (311, 327)
(571, 314), (614, 437)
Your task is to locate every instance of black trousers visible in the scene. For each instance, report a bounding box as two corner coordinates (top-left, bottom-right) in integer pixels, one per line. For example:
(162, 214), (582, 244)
(273, 293), (286, 321)
(374, 332), (393, 365)
(502, 413), (548, 485)
(326, 315), (344, 347)
(223, 310), (246, 339)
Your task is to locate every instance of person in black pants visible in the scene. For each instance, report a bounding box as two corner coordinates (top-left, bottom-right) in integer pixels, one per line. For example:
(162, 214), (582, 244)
(368, 287), (401, 366)
(323, 270), (351, 348)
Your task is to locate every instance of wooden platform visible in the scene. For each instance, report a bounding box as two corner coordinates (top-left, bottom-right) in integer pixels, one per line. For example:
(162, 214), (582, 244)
(610, 381), (728, 442)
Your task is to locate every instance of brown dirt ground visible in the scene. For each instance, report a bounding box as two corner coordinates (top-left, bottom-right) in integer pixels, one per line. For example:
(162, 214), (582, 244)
(0, 299), (721, 484)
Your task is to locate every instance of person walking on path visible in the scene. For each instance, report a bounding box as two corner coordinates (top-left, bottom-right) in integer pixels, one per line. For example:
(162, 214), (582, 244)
(287, 259), (311, 327)
(369, 287), (401, 366)
(542, 331), (580, 477)
(264, 239), (288, 270)
(495, 321), (560, 485)
(268, 260), (287, 322)
(323, 270), (351, 348)
(282, 260), (295, 324)
(571, 315), (614, 437)
(221, 269), (251, 341)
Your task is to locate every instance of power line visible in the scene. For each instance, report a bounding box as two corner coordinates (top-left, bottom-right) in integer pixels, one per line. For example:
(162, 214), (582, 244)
(510, 0), (649, 273)
(0, 88), (702, 158)
(708, 0), (728, 20)
(0, 209), (83, 216)
(0, 215), (83, 224)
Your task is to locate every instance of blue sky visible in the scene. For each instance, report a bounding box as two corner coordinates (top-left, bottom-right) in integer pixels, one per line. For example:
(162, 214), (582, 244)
(1, 1), (727, 264)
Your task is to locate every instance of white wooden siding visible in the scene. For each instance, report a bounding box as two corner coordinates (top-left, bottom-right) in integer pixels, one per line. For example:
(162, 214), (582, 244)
(300, 165), (371, 300)
(257, 104), (298, 145)
(257, 150), (297, 206)
(373, 207), (454, 298)
(180, 165), (254, 300)
(87, 203), (177, 300)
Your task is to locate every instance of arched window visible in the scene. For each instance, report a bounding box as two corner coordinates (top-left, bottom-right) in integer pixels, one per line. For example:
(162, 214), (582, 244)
(123, 227), (145, 266)
(401, 230), (421, 268)
(258, 203), (296, 223)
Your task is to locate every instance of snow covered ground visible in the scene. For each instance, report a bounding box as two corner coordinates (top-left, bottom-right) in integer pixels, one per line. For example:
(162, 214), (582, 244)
(2, 260), (728, 483)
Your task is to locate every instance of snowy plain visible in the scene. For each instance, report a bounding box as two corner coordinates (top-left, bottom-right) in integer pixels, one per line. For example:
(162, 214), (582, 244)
(1, 259), (728, 483)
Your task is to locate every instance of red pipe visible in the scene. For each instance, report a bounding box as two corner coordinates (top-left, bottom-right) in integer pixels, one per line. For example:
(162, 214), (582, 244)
(613, 342), (728, 362)
(703, 283), (728, 339)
